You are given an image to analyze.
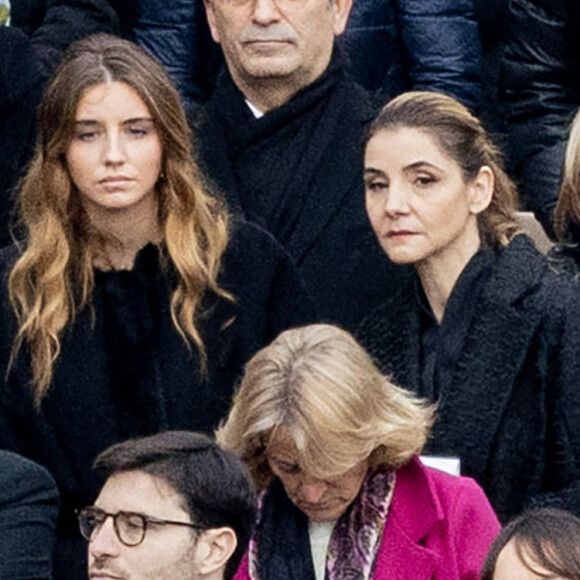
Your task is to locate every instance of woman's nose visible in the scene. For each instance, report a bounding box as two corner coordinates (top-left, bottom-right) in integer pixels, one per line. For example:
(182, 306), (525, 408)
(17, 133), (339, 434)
(301, 477), (327, 503)
(383, 182), (409, 216)
(103, 133), (127, 166)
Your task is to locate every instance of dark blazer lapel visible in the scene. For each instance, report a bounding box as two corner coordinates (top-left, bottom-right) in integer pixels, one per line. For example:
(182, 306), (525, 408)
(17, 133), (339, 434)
(432, 236), (547, 482)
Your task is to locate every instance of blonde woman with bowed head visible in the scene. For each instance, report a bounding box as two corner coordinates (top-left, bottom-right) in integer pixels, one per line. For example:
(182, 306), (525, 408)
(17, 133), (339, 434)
(358, 91), (580, 523)
(0, 33), (313, 578)
(217, 324), (500, 580)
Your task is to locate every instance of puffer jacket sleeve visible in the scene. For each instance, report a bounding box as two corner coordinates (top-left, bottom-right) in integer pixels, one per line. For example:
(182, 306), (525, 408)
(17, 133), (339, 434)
(28, 0), (124, 72)
(396, 0), (483, 111)
(133, 0), (222, 104)
(500, 0), (580, 232)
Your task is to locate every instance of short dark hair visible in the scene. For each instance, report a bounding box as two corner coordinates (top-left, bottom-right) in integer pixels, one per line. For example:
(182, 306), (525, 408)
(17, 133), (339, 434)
(481, 508), (580, 580)
(94, 431), (256, 580)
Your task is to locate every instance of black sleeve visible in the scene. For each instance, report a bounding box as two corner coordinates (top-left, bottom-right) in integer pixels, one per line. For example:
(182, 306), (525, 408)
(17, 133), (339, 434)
(397, 0), (483, 111)
(222, 220), (317, 344)
(528, 278), (580, 516)
(0, 451), (59, 580)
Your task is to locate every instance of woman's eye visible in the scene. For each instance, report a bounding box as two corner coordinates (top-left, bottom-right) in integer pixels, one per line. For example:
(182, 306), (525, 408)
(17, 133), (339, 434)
(127, 127), (149, 138)
(126, 122), (156, 138)
(414, 175), (436, 186)
(74, 130), (100, 142)
(365, 181), (388, 193)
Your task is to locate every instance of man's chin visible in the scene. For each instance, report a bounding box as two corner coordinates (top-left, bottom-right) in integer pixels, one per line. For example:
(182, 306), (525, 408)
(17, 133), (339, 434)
(238, 56), (300, 80)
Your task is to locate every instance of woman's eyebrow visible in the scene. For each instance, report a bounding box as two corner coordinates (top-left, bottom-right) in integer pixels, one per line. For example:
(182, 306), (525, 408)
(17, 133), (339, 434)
(364, 167), (386, 177)
(404, 160), (442, 172)
(123, 117), (155, 125)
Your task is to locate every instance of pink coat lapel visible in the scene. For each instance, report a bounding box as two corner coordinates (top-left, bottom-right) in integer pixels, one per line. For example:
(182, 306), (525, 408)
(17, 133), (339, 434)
(373, 458), (443, 580)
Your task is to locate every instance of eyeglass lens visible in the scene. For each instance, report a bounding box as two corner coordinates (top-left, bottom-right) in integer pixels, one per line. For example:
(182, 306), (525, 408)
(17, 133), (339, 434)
(78, 508), (146, 546)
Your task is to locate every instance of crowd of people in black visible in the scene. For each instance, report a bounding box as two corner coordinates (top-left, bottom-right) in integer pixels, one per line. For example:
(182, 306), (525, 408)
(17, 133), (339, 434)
(2, 0), (580, 579)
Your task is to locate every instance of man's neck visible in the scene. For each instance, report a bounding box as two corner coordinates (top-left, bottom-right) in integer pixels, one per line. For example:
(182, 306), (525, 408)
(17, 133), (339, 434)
(234, 76), (302, 113)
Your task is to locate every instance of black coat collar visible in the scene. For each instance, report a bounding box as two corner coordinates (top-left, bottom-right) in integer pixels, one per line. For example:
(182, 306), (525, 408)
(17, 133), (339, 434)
(197, 50), (375, 265)
(359, 235), (551, 482)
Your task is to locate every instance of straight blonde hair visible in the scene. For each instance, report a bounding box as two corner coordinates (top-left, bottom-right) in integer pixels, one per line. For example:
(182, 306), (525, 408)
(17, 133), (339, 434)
(217, 324), (434, 490)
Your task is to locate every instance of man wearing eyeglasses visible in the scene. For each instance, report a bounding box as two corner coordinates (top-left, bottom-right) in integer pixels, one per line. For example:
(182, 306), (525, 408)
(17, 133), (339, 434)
(78, 431), (255, 580)
(193, 0), (410, 333)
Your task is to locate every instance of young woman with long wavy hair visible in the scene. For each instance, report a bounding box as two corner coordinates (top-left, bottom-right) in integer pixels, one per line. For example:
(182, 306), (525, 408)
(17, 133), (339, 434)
(0, 33), (312, 578)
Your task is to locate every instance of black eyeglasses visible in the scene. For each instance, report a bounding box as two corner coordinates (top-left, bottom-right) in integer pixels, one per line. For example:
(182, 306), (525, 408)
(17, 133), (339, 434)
(77, 506), (207, 547)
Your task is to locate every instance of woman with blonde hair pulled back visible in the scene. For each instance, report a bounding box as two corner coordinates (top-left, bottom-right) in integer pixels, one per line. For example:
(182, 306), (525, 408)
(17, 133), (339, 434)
(0, 33), (312, 578)
(358, 90), (580, 523)
(218, 324), (500, 580)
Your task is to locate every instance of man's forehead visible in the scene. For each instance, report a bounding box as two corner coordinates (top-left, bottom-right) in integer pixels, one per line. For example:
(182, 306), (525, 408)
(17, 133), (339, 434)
(96, 470), (187, 518)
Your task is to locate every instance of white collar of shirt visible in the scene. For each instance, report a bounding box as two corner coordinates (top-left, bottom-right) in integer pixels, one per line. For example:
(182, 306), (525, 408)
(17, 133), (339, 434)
(245, 99), (264, 119)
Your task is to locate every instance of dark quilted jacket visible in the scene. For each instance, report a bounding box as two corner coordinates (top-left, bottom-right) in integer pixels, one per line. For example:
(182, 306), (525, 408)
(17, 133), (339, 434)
(501, 0), (580, 233)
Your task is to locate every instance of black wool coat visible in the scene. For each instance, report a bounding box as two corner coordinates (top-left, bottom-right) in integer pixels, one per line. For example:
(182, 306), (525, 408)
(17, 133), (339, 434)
(192, 55), (412, 332)
(0, 222), (314, 579)
(358, 235), (580, 522)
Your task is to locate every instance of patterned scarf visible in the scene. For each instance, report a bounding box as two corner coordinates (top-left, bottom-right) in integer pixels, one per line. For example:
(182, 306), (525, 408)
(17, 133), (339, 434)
(248, 467), (395, 580)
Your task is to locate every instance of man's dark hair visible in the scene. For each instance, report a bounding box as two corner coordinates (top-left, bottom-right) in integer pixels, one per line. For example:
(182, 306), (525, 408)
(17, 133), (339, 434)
(481, 508), (580, 580)
(94, 431), (256, 579)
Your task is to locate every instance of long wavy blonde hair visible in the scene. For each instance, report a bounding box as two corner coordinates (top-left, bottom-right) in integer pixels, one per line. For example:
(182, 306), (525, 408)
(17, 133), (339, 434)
(365, 91), (522, 247)
(8, 34), (231, 405)
(216, 324), (435, 490)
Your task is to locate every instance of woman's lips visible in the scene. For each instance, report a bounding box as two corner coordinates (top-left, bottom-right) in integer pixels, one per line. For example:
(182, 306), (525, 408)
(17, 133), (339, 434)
(99, 176), (133, 184)
(98, 176), (135, 191)
(386, 230), (417, 238)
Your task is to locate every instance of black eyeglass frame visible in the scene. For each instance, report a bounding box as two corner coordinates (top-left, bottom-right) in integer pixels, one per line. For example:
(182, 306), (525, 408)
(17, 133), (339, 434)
(76, 506), (207, 547)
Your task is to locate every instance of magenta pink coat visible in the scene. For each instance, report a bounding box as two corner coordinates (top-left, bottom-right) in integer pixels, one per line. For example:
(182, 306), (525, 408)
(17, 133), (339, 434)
(234, 457), (500, 580)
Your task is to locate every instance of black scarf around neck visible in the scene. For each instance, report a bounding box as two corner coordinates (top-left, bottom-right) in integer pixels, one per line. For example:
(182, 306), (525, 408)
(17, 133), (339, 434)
(207, 51), (356, 246)
(256, 478), (317, 580)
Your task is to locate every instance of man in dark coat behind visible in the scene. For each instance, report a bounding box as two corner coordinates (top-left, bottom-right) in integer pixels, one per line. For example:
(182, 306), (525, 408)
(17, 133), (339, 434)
(194, 0), (412, 331)
(0, 0), (131, 248)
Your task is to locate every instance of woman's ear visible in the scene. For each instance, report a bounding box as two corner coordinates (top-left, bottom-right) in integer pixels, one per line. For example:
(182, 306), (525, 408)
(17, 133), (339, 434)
(468, 165), (494, 215)
(194, 527), (238, 577)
